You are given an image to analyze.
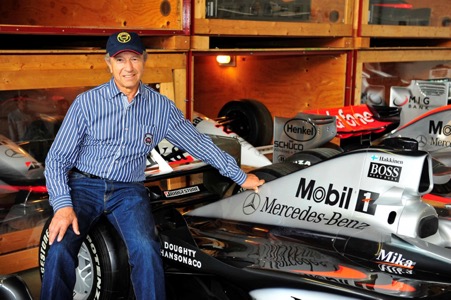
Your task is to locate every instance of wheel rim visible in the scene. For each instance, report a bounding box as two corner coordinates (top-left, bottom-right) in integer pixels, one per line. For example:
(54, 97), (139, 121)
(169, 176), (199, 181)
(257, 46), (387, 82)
(73, 242), (94, 300)
(224, 111), (251, 140)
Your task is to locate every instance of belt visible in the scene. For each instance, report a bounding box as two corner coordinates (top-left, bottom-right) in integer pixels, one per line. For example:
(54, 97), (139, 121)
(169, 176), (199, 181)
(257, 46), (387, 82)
(72, 167), (103, 179)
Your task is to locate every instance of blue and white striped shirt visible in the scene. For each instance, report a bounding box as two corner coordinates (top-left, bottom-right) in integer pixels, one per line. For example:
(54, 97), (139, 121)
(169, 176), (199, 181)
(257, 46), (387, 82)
(45, 78), (246, 212)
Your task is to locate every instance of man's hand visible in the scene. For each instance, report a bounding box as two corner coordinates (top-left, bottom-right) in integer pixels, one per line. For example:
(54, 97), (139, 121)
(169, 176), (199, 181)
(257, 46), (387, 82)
(241, 173), (265, 193)
(48, 207), (80, 245)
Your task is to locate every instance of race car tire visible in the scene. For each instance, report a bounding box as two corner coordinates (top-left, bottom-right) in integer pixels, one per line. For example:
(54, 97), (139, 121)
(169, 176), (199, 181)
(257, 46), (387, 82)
(284, 147), (342, 167)
(39, 217), (134, 300)
(250, 162), (306, 183)
(218, 99), (273, 147)
(232, 162), (305, 195)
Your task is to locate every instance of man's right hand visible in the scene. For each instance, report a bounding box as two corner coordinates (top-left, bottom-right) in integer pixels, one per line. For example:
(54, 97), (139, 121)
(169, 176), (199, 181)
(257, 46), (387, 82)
(48, 207), (80, 245)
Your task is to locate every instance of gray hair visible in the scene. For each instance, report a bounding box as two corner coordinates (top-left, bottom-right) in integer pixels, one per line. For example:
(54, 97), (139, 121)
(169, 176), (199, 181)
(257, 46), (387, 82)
(104, 51), (148, 63)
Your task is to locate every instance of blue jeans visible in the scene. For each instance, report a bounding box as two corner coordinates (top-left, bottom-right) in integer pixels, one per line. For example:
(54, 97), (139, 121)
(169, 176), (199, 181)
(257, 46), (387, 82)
(41, 172), (165, 300)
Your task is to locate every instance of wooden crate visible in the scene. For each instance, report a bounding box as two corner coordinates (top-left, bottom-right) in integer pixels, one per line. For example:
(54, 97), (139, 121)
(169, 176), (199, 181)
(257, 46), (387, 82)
(358, 0), (451, 39)
(0, 0), (186, 33)
(193, 0), (353, 38)
(193, 50), (349, 120)
(0, 226), (43, 274)
(0, 50), (188, 114)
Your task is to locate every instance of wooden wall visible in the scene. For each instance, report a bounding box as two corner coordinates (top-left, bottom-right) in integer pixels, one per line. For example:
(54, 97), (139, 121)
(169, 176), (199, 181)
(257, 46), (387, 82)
(193, 52), (348, 119)
(0, 0), (183, 30)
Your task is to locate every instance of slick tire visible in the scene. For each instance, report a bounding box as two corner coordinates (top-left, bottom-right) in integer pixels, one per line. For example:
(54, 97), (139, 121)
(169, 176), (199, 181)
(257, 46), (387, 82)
(39, 217), (133, 300)
(250, 162), (306, 183)
(284, 147), (342, 167)
(218, 99), (273, 147)
(232, 162), (305, 195)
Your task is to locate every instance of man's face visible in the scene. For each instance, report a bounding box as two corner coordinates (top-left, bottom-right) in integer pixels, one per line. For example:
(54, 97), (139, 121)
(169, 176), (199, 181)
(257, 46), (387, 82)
(107, 51), (145, 92)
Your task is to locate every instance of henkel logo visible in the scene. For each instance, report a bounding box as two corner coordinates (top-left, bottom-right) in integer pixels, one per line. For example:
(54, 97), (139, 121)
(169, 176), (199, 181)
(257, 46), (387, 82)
(355, 190), (379, 215)
(295, 178), (353, 209)
(284, 119), (317, 142)
(368, 162), (401, 182)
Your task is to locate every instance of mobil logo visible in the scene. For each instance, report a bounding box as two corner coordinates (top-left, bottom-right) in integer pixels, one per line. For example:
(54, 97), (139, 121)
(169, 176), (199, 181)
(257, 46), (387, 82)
(429, 120), (451, 137)
(295, 178), (353, 209)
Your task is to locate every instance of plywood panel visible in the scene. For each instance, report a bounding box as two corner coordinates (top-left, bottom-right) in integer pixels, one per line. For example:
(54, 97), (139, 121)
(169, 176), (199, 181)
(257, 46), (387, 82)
(193, 53), (347, 119)
(0, 0), (183, 30)
(0, 52), (187, 90)
(0, 226), (43, 255)
(0, 247), (39, 274)
(399, 0), (451, 27)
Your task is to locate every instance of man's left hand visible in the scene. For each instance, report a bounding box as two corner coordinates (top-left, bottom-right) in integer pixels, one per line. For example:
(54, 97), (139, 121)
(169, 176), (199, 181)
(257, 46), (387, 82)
(241, 173), (265, 193)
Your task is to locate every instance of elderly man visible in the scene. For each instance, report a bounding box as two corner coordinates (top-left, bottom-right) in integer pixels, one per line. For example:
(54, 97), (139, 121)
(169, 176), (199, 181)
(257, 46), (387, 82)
(41, 31), (264, 300)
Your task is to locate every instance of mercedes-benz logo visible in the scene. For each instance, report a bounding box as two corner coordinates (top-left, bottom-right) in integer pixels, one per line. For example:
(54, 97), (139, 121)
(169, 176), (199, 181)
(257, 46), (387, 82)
(243, 193), (261, 215)
(416, 135), (427, 148)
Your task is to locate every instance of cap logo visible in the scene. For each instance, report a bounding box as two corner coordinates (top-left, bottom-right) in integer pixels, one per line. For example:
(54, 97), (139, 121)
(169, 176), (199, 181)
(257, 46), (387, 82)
(117, 32), (132, 44)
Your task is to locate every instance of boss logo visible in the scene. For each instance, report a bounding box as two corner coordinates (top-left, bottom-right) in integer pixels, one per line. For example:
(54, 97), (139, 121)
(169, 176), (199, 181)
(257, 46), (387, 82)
(368, 162), (401, 182)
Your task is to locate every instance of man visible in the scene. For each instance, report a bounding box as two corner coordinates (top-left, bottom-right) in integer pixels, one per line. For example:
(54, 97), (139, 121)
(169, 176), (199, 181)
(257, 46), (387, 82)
(41, 31), (264, 300)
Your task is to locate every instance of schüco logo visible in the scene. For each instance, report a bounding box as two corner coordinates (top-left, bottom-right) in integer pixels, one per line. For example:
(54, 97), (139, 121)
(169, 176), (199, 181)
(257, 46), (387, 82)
(284, 119), (317, 142)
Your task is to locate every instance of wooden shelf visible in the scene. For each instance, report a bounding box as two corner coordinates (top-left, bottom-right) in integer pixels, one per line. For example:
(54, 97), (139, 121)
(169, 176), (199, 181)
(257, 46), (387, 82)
(193, 0), (354, 38)
(0, 50), (188, 114)
(193, 49), (350, 120)
(358, 0), (451, 39)
(0, 0), (189, 35)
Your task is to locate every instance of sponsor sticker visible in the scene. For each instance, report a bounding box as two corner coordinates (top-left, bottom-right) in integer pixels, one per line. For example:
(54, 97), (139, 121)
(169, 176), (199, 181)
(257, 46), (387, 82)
(355, 190), (379, 215)
(160, 241), (202, 269)
(163, 186), (200, 198)
(376, 249), (416, 275)
(368, 162), (402, 182)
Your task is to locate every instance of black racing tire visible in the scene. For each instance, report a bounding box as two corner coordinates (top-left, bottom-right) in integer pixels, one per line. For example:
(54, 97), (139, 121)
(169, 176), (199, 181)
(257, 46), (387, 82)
(232, 162), (305, 195)
(218, 99), (273, 147)
(284, 148), (342, 167)
(250, 162), (306, 183)
(39, 217), (133, 300)
(235, 148), (341, 194)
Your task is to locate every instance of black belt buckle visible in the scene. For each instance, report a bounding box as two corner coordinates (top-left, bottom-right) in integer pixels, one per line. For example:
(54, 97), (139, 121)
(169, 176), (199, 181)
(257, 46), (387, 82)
(72, 168), (103, 179)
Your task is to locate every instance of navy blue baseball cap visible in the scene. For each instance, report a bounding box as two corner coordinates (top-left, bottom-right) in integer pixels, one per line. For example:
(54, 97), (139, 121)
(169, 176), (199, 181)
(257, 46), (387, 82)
(106, 32), (145, 57)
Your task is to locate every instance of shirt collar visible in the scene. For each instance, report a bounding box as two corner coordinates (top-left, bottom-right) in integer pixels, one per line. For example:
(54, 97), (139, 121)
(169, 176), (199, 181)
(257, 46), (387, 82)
(107, 78), (144, 102)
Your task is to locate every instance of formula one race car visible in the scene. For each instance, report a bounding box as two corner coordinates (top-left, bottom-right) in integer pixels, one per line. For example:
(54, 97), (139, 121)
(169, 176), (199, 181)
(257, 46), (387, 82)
(36, 133), (451, 300)
(2, 97), (450, 299)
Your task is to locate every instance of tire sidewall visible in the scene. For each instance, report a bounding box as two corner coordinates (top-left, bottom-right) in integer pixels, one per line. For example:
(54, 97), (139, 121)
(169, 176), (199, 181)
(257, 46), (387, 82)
(39, 217), (132, 300)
